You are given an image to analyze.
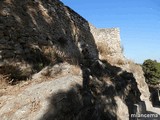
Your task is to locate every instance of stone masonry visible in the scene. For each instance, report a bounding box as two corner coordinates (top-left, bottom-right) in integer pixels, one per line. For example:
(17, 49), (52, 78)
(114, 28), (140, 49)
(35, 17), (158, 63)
(90, 24), (125, 64)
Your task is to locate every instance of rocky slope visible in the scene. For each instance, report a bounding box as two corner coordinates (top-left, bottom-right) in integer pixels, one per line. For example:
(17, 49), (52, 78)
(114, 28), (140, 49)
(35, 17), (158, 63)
(0, 0), (160, 120)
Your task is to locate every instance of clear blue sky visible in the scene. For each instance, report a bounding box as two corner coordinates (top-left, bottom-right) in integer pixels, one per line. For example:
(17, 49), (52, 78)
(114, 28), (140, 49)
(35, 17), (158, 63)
(61, 0), (160, 63)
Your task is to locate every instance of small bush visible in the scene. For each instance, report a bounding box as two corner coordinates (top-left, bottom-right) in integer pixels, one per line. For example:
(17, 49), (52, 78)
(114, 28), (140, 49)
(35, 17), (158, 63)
(97, 42), (111, 57)
(43, 46), (63, 64)
(0, 64), (29, 84)
(117, 59), (125, 65)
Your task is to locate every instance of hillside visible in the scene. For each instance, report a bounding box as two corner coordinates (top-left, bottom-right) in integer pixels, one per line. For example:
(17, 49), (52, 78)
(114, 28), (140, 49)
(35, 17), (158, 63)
(0, 0), (160, 120)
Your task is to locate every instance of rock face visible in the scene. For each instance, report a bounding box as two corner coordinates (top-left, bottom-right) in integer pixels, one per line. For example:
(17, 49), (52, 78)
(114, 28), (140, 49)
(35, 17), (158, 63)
(0, 0), (98, 80)
(0, 75), (82, 120)
(0, 0), (160, 120)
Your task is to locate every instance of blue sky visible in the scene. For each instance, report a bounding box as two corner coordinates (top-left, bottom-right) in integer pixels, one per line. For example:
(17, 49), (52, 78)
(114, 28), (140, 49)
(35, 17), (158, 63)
(61, 0), (160, 63)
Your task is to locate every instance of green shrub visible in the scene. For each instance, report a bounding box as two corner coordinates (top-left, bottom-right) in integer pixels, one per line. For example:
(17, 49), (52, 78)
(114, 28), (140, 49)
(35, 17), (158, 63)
(142, 59), (160, 85)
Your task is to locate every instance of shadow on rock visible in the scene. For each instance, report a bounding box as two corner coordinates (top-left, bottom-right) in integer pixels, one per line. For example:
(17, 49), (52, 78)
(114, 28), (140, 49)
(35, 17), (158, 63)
(40, 59), (143, 120)
(40, 83), (118, 120)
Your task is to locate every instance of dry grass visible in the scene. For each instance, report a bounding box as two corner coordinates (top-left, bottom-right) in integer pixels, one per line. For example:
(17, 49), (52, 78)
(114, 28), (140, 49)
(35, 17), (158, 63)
(97, 42), (111, 57)
(43, 46), (59, 63)
(97, 42), (127, 66)
(116, 59), (126, 65)
(97, 42), (126, 65)
(0, 74), (10, 89)
(40, 66), (62, 78)
(0, 64), (30, 84)
(30, 100), (41, 112)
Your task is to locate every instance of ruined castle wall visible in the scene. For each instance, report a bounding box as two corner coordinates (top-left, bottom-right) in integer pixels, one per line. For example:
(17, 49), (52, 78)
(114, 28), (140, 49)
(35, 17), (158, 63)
(0, 0), (98, 76)
(0, 0), (124, 70)
(90, 24), (125, 64)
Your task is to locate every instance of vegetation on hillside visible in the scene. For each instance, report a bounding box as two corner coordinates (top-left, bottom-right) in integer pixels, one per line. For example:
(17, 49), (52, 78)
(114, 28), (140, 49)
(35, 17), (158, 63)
(142, 59), (160, 85)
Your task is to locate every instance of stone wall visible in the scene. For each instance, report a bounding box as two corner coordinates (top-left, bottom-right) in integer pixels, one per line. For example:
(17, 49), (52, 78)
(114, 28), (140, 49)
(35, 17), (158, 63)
(90, 24), (125, 64)
(0, 0), (125, 78)
(0, 0), (98, 78)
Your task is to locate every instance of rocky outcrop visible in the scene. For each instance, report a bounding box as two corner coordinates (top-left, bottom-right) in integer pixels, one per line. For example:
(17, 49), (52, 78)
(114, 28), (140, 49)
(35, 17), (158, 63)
(0, 0), (160, 120)
(0, 75), (82, 120)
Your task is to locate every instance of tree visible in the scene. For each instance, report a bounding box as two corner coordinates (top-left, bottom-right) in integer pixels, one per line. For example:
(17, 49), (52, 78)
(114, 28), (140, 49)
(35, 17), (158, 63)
(142, 59), (160, 85)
